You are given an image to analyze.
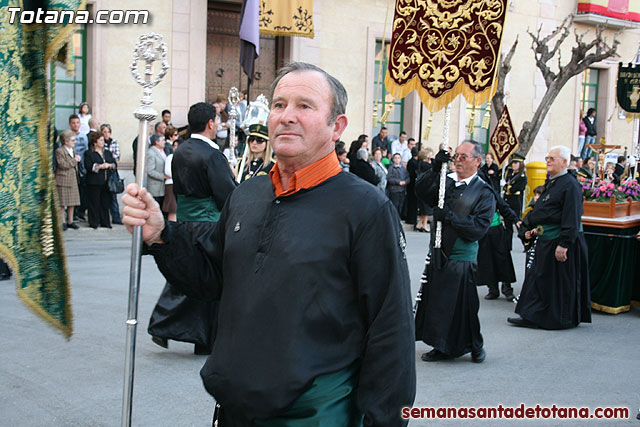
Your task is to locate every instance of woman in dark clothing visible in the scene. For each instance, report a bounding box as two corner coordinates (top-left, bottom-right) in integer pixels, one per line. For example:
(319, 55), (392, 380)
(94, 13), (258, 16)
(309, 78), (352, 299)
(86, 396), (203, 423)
(84, 131), (116, 229)
(349, 148), (379, 186)
(480, 152), (501, 191)
(405, 147), (420, 225)
(415, 150), (432, 232)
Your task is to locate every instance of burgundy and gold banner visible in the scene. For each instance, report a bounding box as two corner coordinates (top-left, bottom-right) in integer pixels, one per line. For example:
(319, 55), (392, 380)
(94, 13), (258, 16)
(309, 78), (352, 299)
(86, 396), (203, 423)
(489, 105), (518, 167)
(385, 0), (508, 112)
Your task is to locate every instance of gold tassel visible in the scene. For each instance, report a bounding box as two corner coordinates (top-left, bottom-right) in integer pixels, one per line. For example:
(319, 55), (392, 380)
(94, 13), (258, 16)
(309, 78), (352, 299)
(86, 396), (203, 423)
(423, 114), (432, 141)
(372, 105), (379, 128)
(481, 103), (491, 129)
(467, 104), (476, 134)
(380, 102), (394, 124)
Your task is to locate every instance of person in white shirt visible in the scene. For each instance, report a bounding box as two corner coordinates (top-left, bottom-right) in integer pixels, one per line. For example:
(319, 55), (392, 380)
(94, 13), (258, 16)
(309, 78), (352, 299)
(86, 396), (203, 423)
(391, 131), (408, 156)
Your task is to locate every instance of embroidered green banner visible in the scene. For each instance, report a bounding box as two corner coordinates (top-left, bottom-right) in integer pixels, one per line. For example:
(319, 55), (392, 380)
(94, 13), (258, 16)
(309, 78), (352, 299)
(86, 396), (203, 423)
(0, 0), (84, 338)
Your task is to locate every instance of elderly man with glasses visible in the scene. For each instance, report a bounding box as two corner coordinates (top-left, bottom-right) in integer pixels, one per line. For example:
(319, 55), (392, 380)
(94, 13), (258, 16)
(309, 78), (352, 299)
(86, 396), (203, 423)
(414, 140), (496, 363)
(508, 145), (591, 330)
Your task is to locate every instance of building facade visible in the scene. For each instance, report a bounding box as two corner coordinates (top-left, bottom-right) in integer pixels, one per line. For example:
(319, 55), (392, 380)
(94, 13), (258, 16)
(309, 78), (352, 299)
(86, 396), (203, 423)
(55, 0), (640, 168)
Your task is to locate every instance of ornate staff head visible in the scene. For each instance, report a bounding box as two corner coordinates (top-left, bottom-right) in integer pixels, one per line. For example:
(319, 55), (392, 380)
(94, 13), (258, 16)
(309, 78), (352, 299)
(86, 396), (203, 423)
(228, 87), (241, 120)
(129, 33), (169, 121)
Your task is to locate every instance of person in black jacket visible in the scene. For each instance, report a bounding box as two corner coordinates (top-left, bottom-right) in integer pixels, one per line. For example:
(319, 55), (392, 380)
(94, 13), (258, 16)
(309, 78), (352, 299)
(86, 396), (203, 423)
(84, 132), (116, 229)
(480, 152), (501, 191)
(349, 147), (379, 186)
(582, 108), (597, 158)
(503, 155), (527, 248)
(122, 62), (415, 426)
(613, 156), (626, 184)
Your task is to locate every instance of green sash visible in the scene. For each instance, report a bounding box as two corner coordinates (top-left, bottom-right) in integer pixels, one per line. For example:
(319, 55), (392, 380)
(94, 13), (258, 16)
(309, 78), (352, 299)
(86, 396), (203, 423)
(490, 211), (502, 227)
(257, 365), (363, 427)
(537, 223), (583, 241)
(176, 195), (220, 222)
(449, 238), (479, 261)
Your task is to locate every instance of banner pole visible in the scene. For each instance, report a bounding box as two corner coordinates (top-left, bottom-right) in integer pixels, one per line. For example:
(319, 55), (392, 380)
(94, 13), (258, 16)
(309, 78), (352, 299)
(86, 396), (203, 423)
(122, 33), (169, 427)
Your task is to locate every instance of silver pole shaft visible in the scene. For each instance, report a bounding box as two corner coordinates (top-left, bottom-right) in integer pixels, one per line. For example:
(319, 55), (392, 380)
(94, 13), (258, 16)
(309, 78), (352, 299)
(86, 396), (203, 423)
(121, 32), (168, 427)
(122, 119), (152, 427)
(434, 105), (451, 249)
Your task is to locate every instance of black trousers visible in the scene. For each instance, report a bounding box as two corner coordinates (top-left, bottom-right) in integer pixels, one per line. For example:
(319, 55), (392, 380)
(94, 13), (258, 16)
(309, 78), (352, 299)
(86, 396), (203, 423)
(87, 184), (111, 228)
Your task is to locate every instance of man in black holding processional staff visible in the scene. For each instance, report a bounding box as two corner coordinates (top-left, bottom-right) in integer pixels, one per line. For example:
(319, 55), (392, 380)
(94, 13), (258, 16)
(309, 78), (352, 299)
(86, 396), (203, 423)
(148, 102), (237, 355)
(124, 62), (415, 426)
(415, 140), (496, 363)
(508, 145), (591, 330)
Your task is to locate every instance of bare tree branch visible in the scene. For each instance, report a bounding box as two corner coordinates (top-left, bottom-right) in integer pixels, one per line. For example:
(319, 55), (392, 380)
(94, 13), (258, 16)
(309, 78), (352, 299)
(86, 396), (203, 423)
(492, 36), (518, 117)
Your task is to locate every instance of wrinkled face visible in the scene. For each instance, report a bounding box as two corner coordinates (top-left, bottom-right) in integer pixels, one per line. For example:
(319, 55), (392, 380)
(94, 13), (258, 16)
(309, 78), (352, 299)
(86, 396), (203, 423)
(154, 136), (166, 149)
(269, 70), (344, 163)
(156, 122), (166, 136)
(64, 135), (76, 148)
(453, 142), (481, 179)
(545, 149), (567, 176)
(69, 118), (80, 133)
(380, 129), (388, 139)
(101, 127), (111, 140)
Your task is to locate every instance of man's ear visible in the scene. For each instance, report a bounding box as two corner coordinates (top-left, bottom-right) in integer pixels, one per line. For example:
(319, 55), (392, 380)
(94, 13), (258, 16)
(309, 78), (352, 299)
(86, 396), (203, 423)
(332, 114), (348, 141)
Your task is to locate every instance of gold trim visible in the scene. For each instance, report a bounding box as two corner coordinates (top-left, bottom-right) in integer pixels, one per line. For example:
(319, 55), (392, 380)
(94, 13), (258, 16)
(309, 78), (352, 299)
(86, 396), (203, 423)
(591, 301), (631, 314)
(631, 300), (640, 307)
(259, 29), (314, 38)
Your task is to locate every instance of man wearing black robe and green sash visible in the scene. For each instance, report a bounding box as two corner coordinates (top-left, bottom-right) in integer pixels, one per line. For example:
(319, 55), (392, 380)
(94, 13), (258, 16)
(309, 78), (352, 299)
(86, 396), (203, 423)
(508, 145), (591, 330)
(415, 141), (496, 363)
(148, 102), (237, 354)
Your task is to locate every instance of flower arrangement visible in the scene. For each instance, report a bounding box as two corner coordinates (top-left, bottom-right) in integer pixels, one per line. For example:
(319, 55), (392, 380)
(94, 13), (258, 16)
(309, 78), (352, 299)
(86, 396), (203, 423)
(578, 177), (627, 202)
(618, 180), (640, 201)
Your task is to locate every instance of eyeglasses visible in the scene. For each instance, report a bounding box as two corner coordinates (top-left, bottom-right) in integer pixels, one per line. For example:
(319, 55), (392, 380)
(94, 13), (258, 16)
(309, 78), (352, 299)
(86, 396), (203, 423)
(545, 156), (558, 162)
(453, 153), (473, 161)
(249, 137), (266, 144)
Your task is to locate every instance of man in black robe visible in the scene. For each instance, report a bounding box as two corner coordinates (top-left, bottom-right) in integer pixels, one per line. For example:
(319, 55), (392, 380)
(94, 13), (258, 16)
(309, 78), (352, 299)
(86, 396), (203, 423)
(415, 141), (496, 363)
(147, 102), (237, 355)
(508, 145), (591, 330)
(123, 63), (415, 426)
(476, 168), (521, 301)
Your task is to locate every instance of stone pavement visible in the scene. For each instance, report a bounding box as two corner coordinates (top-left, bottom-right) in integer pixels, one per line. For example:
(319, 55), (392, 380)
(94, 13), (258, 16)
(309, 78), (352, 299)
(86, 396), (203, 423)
(1, 222), (638, 426)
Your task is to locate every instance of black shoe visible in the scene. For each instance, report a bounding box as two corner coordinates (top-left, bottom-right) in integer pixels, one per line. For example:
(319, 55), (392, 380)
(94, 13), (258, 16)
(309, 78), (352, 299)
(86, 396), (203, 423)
(504, 294), (516, 302)
(62, 223), (68, 231)
(194, 344), (212, 355)
(67, 222), (79, 230)
(151, 336), (168, 349)
(484, 293), (499, 300)
(100, 225), (112, 229)
(507, 317), (538, 328)
(471, 348), (486, 363)
(112, 220), (123, 225)
(421, 349), (451, 362)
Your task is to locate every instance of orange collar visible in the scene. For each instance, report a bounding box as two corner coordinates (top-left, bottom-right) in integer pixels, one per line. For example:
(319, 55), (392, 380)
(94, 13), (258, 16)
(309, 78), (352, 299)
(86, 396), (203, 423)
(269, 152), (342, 198)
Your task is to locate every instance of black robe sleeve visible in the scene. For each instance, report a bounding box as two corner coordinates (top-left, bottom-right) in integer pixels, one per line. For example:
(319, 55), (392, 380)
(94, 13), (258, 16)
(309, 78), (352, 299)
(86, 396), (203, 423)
(146, 204), (227, 301)
(443, 188), (496, 242)
(351, 201), (416, 427)
(206, 152), (238, 210)
(559, 179), (582, 248)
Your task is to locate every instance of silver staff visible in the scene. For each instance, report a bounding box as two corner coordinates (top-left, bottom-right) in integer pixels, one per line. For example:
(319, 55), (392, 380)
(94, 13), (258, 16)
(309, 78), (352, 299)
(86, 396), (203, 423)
(122, 33), (169, 427)
(434, 105), (451, 250)
(227, 87), (241, 166)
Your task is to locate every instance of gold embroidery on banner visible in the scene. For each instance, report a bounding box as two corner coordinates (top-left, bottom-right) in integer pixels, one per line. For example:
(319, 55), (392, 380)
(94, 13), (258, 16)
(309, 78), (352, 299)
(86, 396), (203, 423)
(259, 0), (314, 38)
(385, 0), (508, 112)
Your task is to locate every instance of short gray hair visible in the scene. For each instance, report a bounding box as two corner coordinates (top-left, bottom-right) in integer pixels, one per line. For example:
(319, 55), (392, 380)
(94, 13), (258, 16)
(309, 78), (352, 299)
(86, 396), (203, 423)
(549, 145), (571, 163)
(461, 139), (485, 159)
(270, 62), (348, 125)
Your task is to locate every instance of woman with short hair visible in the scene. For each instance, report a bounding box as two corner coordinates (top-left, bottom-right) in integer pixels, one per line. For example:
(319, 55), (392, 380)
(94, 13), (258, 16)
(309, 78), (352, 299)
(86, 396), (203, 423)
(84, 131), (116, 228)
(55, 129), (81, 230)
